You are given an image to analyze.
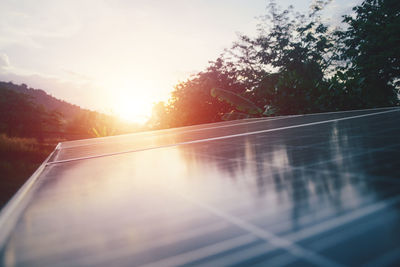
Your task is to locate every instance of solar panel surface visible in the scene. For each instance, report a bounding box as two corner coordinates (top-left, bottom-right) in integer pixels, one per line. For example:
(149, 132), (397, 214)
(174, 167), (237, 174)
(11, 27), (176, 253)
(1, 107), (400, 266)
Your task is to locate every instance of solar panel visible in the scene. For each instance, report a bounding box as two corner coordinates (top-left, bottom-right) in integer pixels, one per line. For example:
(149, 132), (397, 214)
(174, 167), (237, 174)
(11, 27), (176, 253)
(1, 107), (400, 266)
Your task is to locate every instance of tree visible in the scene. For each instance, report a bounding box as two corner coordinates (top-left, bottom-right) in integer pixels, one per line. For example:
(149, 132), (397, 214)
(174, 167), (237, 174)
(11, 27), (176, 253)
(338, 0), (400, 107)
(150, 0), (399, 129)
(151, 1), (339, 127)
(236, 0), (339, 114)
(151, 58), (249, 128)
(146, 102), (170, 129)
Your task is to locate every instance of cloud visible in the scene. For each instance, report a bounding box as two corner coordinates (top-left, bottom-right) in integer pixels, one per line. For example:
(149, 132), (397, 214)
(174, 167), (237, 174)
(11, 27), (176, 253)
(0, 0), (84, 49)
(0, 53), (10, 71)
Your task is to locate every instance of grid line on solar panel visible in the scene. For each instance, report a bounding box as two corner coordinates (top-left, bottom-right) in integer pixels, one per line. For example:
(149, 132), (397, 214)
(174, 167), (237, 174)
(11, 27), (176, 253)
(304, 208), (399, 254)
(58, 116), (291, 149)
(51, 108), (399, 163)
(139, 186), (400, 266)
(165, 186), (343, 267)
(60, 105), (395, 151)
(192, 242), (284, 267)
(148, 176), (399, 266)
(47, 108), (400, 165)
(58, 106), (397, 150)
(137, 234), (260, 267)
(55, 173), (380, 267)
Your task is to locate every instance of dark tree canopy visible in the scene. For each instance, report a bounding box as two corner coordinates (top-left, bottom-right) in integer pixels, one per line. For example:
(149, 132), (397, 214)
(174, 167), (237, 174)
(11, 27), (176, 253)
(149, 58), (249, 129)
(338, 0), (400, 107)
(148, 0), (399, 129)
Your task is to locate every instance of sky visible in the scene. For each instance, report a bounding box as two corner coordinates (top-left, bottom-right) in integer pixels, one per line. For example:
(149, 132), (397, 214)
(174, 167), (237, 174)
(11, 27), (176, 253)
(0, 0), (362, 123)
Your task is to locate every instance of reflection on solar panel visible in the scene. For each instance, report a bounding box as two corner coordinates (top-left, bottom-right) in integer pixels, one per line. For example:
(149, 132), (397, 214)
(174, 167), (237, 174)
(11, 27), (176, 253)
(1, 107), (400, 266)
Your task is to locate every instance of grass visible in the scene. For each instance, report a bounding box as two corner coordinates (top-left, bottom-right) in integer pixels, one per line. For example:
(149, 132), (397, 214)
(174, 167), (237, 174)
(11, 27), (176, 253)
(0, 134), (58, 209)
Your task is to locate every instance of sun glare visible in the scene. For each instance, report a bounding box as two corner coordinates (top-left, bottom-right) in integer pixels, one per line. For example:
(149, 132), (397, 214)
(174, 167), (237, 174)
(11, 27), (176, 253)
(114, 96), (153, 124)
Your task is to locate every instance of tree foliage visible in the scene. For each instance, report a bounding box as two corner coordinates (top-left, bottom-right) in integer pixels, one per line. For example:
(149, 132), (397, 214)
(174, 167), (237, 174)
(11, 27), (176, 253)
(149, 0), (399, 129)
(149, 58), (248, 128)
(338, 0), (400, 107)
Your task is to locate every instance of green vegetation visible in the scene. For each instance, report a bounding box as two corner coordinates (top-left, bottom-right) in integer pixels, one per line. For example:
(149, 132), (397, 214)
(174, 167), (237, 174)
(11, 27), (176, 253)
(338, 0), (400, 107)
(148, 0), (400, 128)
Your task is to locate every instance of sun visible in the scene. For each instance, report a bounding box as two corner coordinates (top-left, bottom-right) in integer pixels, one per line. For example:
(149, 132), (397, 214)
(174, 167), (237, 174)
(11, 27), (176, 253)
(114, 96), (153, 124)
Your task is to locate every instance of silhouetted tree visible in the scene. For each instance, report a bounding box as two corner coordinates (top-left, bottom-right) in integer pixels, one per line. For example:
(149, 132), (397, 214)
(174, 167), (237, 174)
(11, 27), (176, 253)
(150, 0), (399, 129)
(337, 0), (400, 107)
(158, 58), (248, 128)
(231, 0), (338, 114)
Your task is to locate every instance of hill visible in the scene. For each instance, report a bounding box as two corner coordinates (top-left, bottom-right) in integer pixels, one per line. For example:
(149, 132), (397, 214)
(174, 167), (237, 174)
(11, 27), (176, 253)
(0, 81), (141, 141)
(0, 81), (84, 121)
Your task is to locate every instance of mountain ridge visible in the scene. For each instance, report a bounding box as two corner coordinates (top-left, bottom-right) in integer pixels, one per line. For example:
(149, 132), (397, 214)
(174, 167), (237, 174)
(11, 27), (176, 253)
(0, 81), (88, 121)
